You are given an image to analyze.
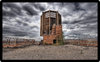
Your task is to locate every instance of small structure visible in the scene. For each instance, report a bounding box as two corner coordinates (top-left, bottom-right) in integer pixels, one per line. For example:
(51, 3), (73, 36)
(40, 10), (63, 45)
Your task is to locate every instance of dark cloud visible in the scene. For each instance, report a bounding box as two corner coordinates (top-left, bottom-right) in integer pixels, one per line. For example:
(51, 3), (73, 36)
(3, 3), (22, 17)
(2, 2), (97, 40)
(70, 20), (81, 24)
(16, 20), (22, 25)
(62, 21), (69, 24)
(3, 26), (28, 36)
(79, 17), (97, 24)
(23, 5), (38, 16)
(13, 32), (28, 36)
(82, 24), (97, 31)
(31, 26), (39, 29)
(3, 10), (17, 17)
(30, 3), (46, 11)
(73, 3), (86, 11)
(16, 20), (28, 26)
(69, 27), (75, 29)
(23, 23), (28, 26)
(3, 3), (20, 9)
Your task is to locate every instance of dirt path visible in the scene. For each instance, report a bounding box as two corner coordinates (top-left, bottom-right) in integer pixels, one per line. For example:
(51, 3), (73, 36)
(3, 45), (98, 60)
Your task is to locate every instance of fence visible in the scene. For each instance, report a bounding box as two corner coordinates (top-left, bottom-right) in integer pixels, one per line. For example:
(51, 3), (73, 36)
(64, 40), (98, 47)
(3, 38), (35, 48)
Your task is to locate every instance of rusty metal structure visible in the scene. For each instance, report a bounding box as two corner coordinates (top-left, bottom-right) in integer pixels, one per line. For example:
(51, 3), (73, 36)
(40, 10), (63, 45)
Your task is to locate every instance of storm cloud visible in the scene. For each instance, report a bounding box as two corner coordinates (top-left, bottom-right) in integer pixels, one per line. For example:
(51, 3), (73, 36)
(2, 2), (98, 41)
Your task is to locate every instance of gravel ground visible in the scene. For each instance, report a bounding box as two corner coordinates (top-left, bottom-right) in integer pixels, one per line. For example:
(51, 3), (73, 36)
(3, 45), (98, 60)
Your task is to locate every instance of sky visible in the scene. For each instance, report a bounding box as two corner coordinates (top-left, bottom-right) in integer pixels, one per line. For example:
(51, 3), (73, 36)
(2, 2), (98, 41)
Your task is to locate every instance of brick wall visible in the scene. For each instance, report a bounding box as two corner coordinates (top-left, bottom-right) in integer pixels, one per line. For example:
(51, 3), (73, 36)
(43, 25), (63, 44)
(65, 40), (98, 47)
(56, 25), (62, 36)
(43, 35), (56, 44)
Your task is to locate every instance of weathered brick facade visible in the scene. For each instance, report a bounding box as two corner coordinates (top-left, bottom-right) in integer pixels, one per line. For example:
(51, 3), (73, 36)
(43, 25), (62, 44)
(40, 10), (63, 45)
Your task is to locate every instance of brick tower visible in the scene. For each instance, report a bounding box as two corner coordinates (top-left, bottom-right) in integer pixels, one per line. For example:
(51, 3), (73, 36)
(40, 10), (63, 45)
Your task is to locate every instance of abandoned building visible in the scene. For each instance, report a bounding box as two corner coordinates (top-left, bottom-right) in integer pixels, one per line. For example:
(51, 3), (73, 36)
(40, 10), (63, 45)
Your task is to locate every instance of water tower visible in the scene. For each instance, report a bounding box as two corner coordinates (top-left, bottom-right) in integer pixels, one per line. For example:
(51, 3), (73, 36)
(40, 10), (63, 45)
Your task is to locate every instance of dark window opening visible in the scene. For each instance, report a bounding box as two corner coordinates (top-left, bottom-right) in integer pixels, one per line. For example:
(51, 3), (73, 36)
(59, 20), (61, 25)
(51, 18), (56, 26)
(53, 39), (56, 44)
(43, 31), (47, 35)
(59, 17), (61, 25)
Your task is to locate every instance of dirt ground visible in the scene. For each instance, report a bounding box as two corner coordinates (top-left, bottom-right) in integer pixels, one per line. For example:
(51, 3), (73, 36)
(3, 45), (98, 60)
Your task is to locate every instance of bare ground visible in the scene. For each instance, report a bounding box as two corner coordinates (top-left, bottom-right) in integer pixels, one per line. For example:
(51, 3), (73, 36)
(3, 45), (98, 60)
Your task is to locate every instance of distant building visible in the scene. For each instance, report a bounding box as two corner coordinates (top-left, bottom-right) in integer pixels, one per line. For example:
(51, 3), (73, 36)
(40, 10), (63, 45)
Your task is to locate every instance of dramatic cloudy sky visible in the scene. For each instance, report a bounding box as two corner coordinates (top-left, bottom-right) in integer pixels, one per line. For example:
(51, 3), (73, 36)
(2, 2), (98, 41)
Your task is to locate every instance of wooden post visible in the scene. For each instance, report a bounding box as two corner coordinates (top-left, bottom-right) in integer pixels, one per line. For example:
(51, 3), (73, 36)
(42, 13), (44, 35)
(49, 10), (50, 34)
(56, 11), (59, 25)
(40, 15), (42, 36)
